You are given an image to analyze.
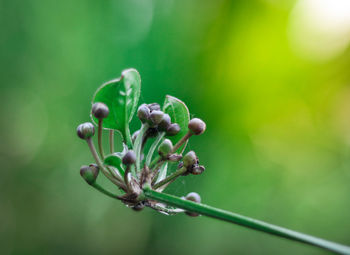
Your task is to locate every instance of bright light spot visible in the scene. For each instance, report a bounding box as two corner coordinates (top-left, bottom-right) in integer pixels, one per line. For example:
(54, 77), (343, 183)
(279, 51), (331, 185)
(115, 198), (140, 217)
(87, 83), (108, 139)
(288, 0), (350, 62)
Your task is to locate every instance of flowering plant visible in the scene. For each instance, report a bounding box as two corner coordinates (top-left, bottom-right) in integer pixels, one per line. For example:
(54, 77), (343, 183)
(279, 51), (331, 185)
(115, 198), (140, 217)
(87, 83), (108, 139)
(77, 69), (350, 255)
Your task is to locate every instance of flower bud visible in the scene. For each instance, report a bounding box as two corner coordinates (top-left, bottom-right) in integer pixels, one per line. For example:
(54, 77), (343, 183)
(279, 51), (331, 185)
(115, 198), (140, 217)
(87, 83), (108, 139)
(146, 127), (158, 138)
(185, 192), (201, 203)
(158, 114), (171, 131)
(183, 151), (198, 168)
(149, 110), (164, 126)
(91, 102), (109, 119)
(122, 150), (136, 165)
(185, 192), (201, 217)
(147, 103), (160, 112)
(166, 123), (180, 136)
(137, 104), (150, 123)
(191, 165), (205, 175)
(80, 164), (99, 185)
(158, 139), (173, 157)
(188, 118), (206, 135)
(77, 122), (95, 139)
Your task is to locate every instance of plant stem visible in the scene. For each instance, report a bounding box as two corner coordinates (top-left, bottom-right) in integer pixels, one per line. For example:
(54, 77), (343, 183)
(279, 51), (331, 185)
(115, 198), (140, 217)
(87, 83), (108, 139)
(109, 130), (114, 154)
(172, 132), (191, 153)
(153, 167), (187, 190)
(92, 182), (121, 199)
(86, 138), (125, 189)
(146, 132), (165, 166)
(98, 119), (104, 159)
(143, 188), (350, 255)
(134, 124), (148, 172)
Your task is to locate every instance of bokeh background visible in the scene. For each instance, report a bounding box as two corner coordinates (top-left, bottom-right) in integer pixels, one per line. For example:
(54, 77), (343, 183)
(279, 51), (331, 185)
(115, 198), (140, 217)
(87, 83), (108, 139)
(1, 0), (350, 254)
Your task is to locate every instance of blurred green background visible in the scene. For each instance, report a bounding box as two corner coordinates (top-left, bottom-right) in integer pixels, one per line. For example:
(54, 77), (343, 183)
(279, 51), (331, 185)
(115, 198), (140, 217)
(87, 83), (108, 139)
(1, 0), (350, 254)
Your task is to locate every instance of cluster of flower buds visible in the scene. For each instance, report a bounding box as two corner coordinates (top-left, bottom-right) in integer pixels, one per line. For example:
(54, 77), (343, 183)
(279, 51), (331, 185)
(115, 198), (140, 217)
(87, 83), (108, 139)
(137, 103), (180, 136)
(181, 151), (205, 175)
(77, 95), (207, 216)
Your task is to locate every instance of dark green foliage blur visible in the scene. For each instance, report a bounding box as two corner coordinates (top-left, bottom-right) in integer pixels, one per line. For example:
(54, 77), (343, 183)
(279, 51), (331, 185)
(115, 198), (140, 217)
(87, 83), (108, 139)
(1, 0), (350, 254)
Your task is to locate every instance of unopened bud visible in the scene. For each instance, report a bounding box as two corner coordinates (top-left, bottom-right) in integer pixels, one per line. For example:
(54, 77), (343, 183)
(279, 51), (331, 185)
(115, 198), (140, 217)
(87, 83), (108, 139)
(158, 139), (173, 157)
(158, 114), (171, 131)
(185, 192), (201, 217)
(137, 104), (150, 123)
(150, 110), (164, 126)
(166, 123), (180, 136)
(77, 122), (95, 139)
(122, 151), (136, 165)
(92, 102), (109, 119)
(147, 103), (160, 112)
(183, 151), (198, 168)
(188, 118), (206, 135)
(80, 164), (99, 185)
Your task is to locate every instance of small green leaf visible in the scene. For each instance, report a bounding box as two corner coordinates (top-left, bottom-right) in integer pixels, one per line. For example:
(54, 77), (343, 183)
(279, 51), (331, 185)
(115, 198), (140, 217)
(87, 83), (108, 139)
(163, 95), (190, 153)
(92, 69), (141, 147)
(104, 153), (125, 177)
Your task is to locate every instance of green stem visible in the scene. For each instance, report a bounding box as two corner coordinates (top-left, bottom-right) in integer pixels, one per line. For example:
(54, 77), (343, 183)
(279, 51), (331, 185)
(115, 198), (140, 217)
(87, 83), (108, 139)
(123, 126), (132, 149)
(143, 188), (350, 255)
(97, 119), (104, 159)
(172, 132), (191, 153)
(134, 124), (148, 172)
(92, 182), (121, 199)
(146, 132), (165, 166)
(86, 138), (125, 189)
(153, 167), (187, 190)
(109, 130), (114, 154)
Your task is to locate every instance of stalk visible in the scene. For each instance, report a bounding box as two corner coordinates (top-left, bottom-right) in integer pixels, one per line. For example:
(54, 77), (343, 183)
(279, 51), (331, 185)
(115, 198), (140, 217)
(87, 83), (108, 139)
(97, 119), (105, 159)
(143, 187), (350, 255)
(109, 130), (114, 154)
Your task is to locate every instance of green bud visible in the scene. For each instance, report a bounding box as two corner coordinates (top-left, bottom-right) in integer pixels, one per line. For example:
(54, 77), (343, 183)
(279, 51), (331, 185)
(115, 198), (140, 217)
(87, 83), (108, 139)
(185, 192), (201, 217)
(137, 104), (150, 123)
(80, 164), (99, 185)
(158, 113), (171, 131)
(188, 118), (206, 135)
(147, 103), (160, 112)
(122, 150), (136, 165)
(166, 123), (180, 136)
(77, 122), (95, 140)
(158, 139), (173, 157)
(91, 102), (109, 119)
(183, 151), (198, 168)
(150, 110), (164, 125)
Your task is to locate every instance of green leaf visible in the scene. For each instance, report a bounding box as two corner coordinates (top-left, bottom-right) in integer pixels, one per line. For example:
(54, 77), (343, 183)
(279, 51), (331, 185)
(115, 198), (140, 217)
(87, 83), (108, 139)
(163, 95), (190, 153)
(104, 153), (125, 177)
(92, 68), (141, 147)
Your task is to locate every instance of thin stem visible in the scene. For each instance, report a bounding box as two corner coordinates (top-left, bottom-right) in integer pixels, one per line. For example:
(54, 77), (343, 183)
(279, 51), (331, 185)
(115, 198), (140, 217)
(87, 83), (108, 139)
(149, 155), (160, 169)
(109, 130), (114, 154)
(124, 165), (132, 192)
(146, 132), (165, 166)
(92, 182), (121, 200)
(172, 132), (192, 153)
(153, 167), (187, 190)
(134, 124), (148, 172)
(86, 138), (125, 189)
(98, 119), (104, 159)
(143, 188), (350, 255)
(123, 126), (133, 149)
